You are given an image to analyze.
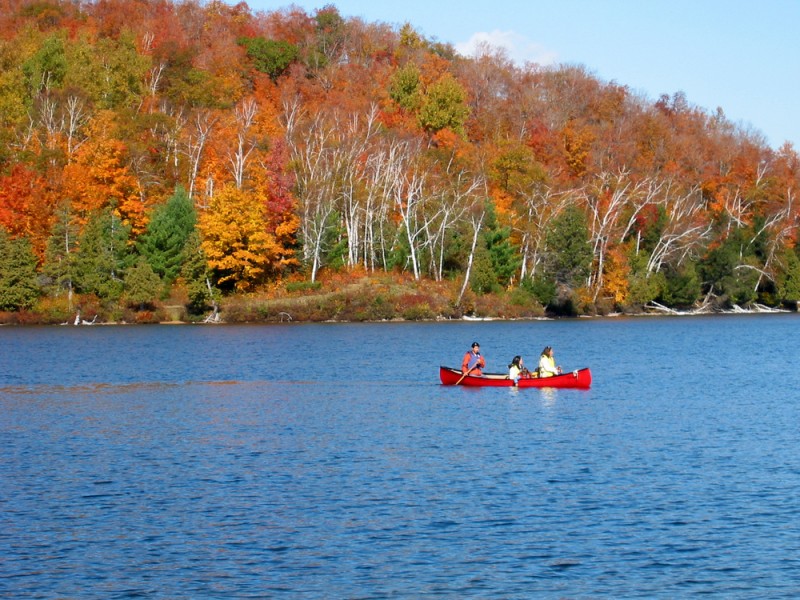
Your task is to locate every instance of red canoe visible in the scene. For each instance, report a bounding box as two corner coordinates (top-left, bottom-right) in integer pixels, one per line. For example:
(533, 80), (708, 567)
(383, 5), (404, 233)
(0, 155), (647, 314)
(439, 366), (592, 389)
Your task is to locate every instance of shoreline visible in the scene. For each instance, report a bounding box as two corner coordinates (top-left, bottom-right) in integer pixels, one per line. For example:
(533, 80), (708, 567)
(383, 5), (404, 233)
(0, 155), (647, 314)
(11, 304), (790, 327)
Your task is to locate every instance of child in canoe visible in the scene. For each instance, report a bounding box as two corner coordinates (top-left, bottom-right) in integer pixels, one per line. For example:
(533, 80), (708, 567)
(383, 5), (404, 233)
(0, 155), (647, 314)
(508, 355), (533, 385)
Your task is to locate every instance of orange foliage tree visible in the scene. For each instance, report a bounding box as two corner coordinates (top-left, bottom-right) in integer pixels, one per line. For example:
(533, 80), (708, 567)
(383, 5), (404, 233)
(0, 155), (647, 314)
(0, 163), (56, 258)
(62, 111), (146, 235)
(199, 183), (295, 291)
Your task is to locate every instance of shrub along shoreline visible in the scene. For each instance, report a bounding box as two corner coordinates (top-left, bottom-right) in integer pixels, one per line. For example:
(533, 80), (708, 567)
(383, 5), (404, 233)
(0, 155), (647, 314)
(1, 272), (793, 326)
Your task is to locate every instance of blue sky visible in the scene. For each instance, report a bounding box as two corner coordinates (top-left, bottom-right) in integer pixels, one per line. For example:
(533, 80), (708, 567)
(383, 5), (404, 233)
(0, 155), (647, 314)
(247, 0), (799, 150)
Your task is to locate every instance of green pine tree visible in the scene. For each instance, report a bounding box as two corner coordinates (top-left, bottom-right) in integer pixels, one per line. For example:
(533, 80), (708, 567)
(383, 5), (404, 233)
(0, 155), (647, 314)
(626, 244), (664, 306)
(73, 208), (131, 301)
(43, 205), (80, 307)
(469, 245), (497, 294)
(544, 205), (592, 288)
(0, 228), (40, 311)
(660, 262), (701, 308)
(137, 186), (197, 283)
(777, 248), (800, 302)
(483, 203), (520, 288)
(124, 257), (162, 310)
(180, 231), (218, 314)
(700, 227), (759, 306)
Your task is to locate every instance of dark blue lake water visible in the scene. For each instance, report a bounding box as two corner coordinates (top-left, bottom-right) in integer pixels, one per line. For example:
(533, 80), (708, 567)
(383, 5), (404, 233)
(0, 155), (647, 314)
(3, 315), (800, 598)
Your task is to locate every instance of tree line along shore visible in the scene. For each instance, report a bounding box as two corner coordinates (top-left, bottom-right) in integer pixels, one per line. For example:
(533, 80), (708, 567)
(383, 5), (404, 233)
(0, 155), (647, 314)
(1, 1), (799, 324)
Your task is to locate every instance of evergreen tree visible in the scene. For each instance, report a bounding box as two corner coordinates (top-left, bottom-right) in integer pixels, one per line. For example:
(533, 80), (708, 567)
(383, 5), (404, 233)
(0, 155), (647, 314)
(483, 203), (520, 288)
(468, 204), (520, 293)
(73, 208), (131, 300)
(523, 275), (557, 307)
(469, 245), (496, 294)
(535, 205), (592, 314)
(700, 227), (759, 306)
(660, 262), (702, 308)
(777, 248), (800, 303)
(543, 205), (592, 288)
(137, 186), (197, 283)
(626, 245), (664, 306)
(42, 205), (79, 306)
(124, 257), (162, 310)
(181, 231), (218, 314)
(0, 228), (40, 311)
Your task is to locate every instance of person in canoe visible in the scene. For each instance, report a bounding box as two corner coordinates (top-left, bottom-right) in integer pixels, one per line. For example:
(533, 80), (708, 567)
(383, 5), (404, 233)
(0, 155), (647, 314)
(508, 355), (526, 385)
(538, 346), (562, 378)
(462, 342), (486, 377)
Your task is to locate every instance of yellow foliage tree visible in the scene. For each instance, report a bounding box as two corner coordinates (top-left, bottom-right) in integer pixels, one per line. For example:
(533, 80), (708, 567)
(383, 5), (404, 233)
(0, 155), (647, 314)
(562, 120), (595, 179)
(601, 245), (630, 305)
(199, 184), (289, 291)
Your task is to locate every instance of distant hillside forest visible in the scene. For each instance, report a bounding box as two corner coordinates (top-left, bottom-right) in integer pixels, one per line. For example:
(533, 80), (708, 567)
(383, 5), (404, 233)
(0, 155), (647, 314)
(1, 0), (799, 323)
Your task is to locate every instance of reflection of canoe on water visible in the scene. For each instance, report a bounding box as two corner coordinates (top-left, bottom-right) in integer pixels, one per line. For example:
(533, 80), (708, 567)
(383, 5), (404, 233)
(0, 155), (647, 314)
(439, 366), (592, 389)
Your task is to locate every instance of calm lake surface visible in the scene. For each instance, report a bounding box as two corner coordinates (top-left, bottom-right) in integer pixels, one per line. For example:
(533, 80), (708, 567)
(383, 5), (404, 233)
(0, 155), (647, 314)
(3, 315), (800, 598)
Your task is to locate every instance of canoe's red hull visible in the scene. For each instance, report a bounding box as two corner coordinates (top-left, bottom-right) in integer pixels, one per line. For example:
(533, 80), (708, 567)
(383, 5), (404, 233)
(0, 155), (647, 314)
(439, 366), (592, 389)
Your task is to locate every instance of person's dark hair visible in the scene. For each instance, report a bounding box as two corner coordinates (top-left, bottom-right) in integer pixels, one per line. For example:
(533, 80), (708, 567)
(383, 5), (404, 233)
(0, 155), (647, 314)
(509, 355), (521, 368)
(540, 346), (552, 357)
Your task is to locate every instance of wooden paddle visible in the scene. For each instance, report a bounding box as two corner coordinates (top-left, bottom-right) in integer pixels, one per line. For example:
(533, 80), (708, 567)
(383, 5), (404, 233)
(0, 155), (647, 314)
(455, 362), (481, 385)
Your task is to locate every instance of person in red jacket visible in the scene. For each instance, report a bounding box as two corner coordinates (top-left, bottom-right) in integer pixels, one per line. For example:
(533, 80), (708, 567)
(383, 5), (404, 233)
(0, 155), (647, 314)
(461, 342), (486, 376)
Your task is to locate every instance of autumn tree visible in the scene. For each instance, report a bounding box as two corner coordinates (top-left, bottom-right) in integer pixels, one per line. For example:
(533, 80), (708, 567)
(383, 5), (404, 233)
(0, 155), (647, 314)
(624, 183), (711, 307)
(418, 74), (470, 136)
(239, 36), (298, 81)
(0, 163), (55, 255)
(285, 107), (358, 281)
(62, 111), (146, 234)
(584, 172), (659, 301)
(199, 184), (287, 291)
(488, 142), (549, 281)
(561, 119), (594, 179)
(92, 33), (149, 110)
(422, 145), (484, 281)
(389, 62), (423, 112)
(1, 0), (799, 318)
(0, 37), (30, 164)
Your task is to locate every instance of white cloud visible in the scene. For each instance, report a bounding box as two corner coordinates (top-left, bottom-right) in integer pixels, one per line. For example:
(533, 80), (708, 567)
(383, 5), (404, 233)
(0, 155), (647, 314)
(455, 30), (558, 66)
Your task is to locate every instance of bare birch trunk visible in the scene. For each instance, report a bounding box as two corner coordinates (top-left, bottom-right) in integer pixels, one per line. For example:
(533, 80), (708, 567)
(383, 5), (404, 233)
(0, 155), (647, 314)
(458, 212), (484, 306)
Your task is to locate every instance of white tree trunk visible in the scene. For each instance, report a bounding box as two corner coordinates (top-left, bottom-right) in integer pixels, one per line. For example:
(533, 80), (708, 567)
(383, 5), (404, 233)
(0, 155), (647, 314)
(458, 212), (484, 306)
